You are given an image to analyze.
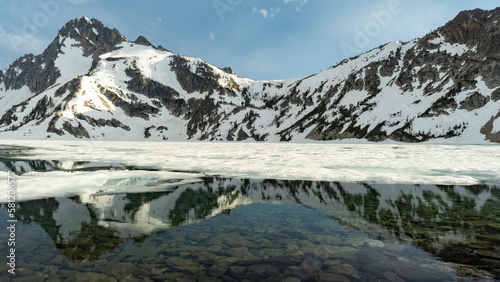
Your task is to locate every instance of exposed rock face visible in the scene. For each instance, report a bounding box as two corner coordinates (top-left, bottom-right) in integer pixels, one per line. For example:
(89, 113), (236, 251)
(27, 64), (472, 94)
(439, 9), (484, 45)
(460, 92), (490, 111)
(125, 66), (187, 117)
(75, 114), (131, 131)
(420, 9), (500, 88)
(57, 17), (127, 59)
(492, 88), (500, 102)
(134, 35), (153, 47)
(0, 9), (499, 143)
(169, 55), (238, 96)
(480, 111), (500, 143)
(0, 51), (60, 95)
(62, 120), (90, 139)
(221, 67), (235, 75)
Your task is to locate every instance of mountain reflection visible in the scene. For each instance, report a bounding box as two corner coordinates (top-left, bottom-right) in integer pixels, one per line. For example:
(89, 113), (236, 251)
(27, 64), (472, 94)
(0, 157), (124, 175)
(16, 197), (125, 261)
(12, 178), (500, 278)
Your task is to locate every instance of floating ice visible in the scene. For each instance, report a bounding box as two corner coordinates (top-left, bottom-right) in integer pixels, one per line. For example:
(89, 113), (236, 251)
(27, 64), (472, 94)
(0, 140), (499, 202)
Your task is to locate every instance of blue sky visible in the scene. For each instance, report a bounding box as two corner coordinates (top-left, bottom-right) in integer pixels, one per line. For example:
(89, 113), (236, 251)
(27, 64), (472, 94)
(0, 0), (499, 80)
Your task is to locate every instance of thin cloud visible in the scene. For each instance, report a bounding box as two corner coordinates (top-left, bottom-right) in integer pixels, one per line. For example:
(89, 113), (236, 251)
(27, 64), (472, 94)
(253, 7), (280, 19)
(0, 25), (44, 56)
(209, 33), (215, 42)
(150, 17), (162, 26)
(259, 9), (268, 18)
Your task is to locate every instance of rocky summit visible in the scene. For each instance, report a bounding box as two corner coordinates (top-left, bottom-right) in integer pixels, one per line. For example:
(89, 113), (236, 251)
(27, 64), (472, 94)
(0, 9), (499, 143)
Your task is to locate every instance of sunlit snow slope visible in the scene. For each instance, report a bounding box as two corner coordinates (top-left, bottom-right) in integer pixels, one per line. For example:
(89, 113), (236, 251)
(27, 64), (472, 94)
(1, 8), (500, 143)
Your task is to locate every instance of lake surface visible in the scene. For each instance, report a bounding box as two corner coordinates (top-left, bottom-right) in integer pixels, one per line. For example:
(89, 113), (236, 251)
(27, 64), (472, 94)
(0, 141), (499, 281)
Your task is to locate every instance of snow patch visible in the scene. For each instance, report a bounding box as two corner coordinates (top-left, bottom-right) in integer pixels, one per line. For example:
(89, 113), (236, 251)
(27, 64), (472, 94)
(0, 86), (34, 130)
(338, 90), (368, 107)
(54, 37), (93, 83)
(428, 33), (473, 56)
(76, 16), (93, 24)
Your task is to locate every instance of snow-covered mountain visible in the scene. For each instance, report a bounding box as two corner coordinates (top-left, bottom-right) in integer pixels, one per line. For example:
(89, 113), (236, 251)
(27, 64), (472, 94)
(1, 8), (499, 143)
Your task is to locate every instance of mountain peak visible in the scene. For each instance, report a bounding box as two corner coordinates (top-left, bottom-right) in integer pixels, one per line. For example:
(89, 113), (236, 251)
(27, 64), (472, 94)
(134, 35), (153, 47)
(55, 16), (128, 58)
(419, 7), (500, 55)
(60, 16), (104, 37)
(439, 8), (486, 45)
(221, 67), (235, 75)
(71, 16), (95, 25)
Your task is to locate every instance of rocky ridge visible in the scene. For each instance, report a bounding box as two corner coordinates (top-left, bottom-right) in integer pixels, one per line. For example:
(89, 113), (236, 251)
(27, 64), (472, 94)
(0, 9), (499, 143)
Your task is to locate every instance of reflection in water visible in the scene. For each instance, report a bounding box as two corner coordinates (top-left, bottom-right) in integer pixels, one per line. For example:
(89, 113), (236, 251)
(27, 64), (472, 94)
(15, 197), (125, 261)
(0, 157), (125, 175)
(1, 177), (499, 280)
(0, 145), (32, 157)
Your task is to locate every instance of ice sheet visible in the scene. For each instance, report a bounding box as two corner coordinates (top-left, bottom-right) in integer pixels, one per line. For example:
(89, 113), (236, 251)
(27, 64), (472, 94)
(0, 140), (499, 202)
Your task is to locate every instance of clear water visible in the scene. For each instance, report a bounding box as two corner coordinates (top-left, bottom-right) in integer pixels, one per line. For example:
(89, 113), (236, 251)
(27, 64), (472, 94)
(0, 143), (499, 281)
(1, 177), (499, 281)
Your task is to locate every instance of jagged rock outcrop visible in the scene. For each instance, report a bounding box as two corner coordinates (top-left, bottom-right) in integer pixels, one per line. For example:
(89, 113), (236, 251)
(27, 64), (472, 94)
(57, 17), (127, 59)
(133, 35), (153, 47)
(0, 52), (60, 95)
(221, 67), (235, 75)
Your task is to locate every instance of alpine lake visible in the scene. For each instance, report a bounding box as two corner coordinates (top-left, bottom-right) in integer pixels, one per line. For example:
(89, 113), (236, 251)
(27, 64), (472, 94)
(0, 144), (499, 282)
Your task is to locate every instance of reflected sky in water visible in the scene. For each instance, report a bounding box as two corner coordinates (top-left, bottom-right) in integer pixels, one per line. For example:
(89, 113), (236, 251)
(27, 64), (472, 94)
(1, 177), (499, 280)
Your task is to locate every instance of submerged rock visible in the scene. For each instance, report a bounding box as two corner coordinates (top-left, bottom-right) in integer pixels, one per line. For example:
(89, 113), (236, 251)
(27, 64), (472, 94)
(327, 263), (362, 280)
(208, 261), (229, 277)
(246, 264), (280, 280)
(270, 255), (302, 265)
(104, 262), (139, 280)
(63, 272), (106, 282)
(227, 266), (246, 279)
(225, 238), (251, 247)
(318, 272), (350, 282)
